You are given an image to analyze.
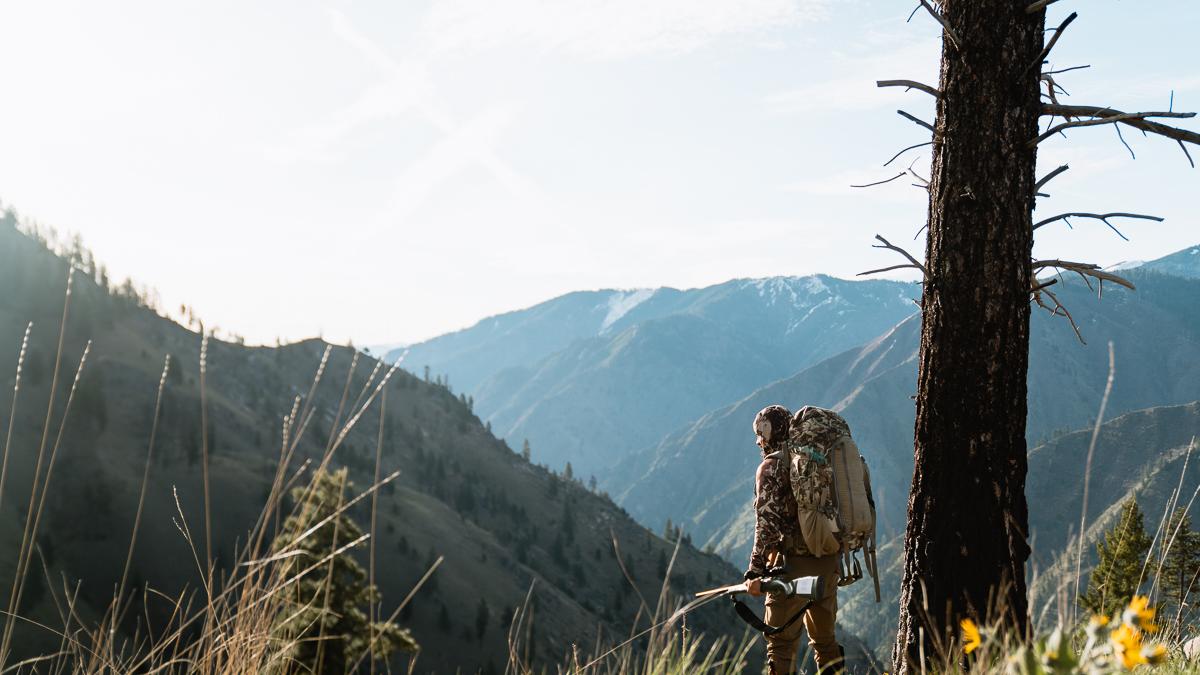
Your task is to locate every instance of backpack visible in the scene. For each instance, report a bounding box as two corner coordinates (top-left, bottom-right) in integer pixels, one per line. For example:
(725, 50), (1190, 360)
(786, 406), (880, 602)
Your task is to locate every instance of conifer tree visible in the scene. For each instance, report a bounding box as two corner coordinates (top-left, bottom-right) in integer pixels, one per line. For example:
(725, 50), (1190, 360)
(521, 439), (531, 462)
(270, 468), (417, 672)
(1161, 508), (1200, 628)
(1080, 498), (1153, 618)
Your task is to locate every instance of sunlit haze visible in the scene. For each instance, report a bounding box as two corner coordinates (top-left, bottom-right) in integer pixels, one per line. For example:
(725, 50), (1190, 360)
(1, 0), (1196, 345)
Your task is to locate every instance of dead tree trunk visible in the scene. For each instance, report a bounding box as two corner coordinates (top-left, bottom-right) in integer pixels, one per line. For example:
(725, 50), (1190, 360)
(891, 2), (1045, 670)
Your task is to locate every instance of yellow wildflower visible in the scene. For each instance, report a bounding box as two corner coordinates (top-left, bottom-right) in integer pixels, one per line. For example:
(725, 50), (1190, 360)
(1085, 613), (1110, 643)
(1141, 642), (1167, 665)
(961, 618), (982, 654)
(1123, 595), (1158, 633)
(1110, 623), (1146, 669)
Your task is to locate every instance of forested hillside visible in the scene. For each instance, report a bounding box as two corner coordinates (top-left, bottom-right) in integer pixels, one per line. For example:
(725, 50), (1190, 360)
(0, 213), (753, 673)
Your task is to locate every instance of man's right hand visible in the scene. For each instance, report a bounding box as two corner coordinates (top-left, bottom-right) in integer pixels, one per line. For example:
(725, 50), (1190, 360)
(746, 579), (763, 597)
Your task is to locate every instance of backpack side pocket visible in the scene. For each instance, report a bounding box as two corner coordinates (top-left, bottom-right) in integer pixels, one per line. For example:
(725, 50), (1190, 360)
(797, 507), (841, 556)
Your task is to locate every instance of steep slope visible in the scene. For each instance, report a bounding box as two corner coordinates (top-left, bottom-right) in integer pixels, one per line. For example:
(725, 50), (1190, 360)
(837, 402), (1200, 657)
(0, 217), (750, 673)
(609, 314), (920, 547)
(617, 269), (1200, 559)
(1025, 401), (1200, 574)
(609, 267), (1200, 657)
(473, 276), (919, 476)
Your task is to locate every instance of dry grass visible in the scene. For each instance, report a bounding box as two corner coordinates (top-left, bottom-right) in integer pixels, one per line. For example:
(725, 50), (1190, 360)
(0, 271), (744, 674)
(504, 536), (755, 675)
(0, 270), (430, 673)
(3, 273), (1199, 674)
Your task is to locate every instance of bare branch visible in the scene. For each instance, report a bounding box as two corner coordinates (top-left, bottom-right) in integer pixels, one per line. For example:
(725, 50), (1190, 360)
(877, 80), (941, 98)
(858, 263), (923, 277)
(1025, 0), (1061, 14)
(1033, 212), (1163, 241)
(1032, 259), (1137, 290)
(1034, 164), (1069, 192)
(1036, 212), (1156, 236)
(1041, 74), (1068, 107)
(1114, 124), (1136, 160)
(1044, 64), (1090, 77)
(907, 156), (931, 186)
(1033, 287), (1085, 344)
(1029, 13), (1078, 73)
(851, 173), (906, 189)
(898, 109), (935, 133)
(1037, 104), (1200, 154)
(1179, 140), (1196, 169)
(884, 141), (933, 167)
(1031, 278), (1059, 293)
(916, 0), (961, 49)
(869, 234), (928, 277)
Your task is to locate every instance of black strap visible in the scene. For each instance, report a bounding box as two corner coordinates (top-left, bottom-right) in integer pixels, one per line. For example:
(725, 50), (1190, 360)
(732, 597), (814, 636)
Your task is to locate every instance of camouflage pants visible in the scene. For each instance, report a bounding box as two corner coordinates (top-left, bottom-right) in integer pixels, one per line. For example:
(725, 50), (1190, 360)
(763, 553), (841, 674)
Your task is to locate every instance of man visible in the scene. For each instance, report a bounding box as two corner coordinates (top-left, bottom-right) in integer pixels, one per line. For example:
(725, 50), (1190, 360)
(746, 404), (844, 673)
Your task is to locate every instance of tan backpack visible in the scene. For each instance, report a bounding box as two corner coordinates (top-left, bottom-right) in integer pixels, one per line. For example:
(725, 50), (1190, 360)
(787, 406), (880, 602)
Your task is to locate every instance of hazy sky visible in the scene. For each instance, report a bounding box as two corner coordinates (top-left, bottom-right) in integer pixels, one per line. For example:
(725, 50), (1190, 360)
(1, 0), (1196, 345)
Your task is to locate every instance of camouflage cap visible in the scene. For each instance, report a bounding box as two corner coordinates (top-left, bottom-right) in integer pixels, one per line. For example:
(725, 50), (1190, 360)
(753, 404), (793, 448)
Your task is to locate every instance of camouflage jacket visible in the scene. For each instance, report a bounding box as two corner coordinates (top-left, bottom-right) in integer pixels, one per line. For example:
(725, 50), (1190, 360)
(748, 448), (801, 576)
(747, 407), (850, 576)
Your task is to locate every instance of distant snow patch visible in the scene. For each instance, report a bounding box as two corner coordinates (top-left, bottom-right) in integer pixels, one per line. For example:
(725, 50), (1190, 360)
(803, 276), (828, 295)
(1109, 260), (1145, 271)
(601, 289), (655, 332)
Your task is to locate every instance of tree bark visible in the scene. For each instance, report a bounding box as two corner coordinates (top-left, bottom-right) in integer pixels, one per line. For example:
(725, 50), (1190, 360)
(892, 2), (1046, 671)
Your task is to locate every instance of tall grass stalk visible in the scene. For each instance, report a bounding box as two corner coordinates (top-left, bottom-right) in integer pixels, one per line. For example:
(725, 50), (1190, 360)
(199, 332), (212, 576)
(116, 356), (173, 613)
(368, 386), (385, 675)
(325, 351), (359, 454)
(1073, 341), (1115, 626)
(0, 321), (32, 514)
(2, 268), (73, 662)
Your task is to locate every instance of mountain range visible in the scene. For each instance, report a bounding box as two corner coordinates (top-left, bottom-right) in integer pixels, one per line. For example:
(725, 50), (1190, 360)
(388, 277), (920, 477)
(383, 243), (1200, 658)
(616, 266), (1200, 556)
(7, 197), (1198, 667)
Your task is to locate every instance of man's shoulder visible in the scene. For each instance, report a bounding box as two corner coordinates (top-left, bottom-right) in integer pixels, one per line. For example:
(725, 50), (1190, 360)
(755, 453), (783, 480)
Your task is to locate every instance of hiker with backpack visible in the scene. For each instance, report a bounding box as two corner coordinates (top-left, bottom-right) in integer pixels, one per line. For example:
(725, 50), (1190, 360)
(745, 405), (879, 673)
